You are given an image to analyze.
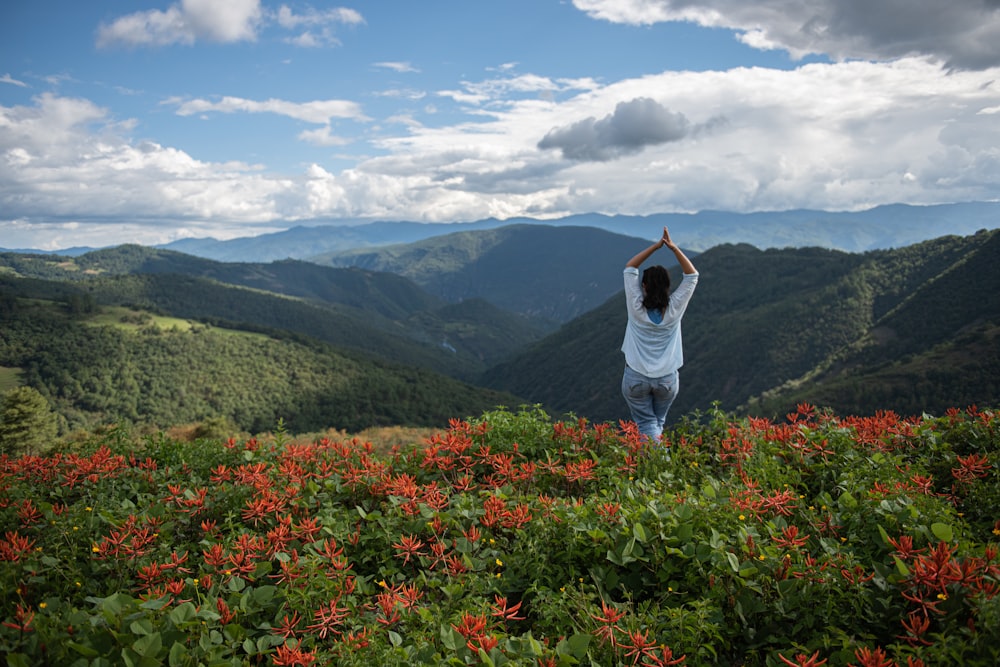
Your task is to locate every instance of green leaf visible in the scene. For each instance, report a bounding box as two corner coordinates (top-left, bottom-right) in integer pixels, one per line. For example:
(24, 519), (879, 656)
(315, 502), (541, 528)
(839, 491), (858, 509)
(132, 632), (162, 658)
(442, 625), (465, 652)
(555, 634), (591, 659)
(168, 642), (188, 667)
(168, 602), (197, 626)
(931, 522), (954, 542)
(726, 551), (740, 573)
(632, 522), (649, 543)
(894, 556), (911, 577)
(673, 504), (694, 521)
(66, 641), (100, 658)
(388, 630), (403, 647)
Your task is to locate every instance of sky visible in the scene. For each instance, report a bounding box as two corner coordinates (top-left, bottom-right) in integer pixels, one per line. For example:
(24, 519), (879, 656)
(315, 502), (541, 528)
(2, 1), (1000, 250)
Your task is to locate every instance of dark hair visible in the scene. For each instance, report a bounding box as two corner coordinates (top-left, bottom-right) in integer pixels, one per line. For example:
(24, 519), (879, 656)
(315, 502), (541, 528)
(641, 265), (671, 312)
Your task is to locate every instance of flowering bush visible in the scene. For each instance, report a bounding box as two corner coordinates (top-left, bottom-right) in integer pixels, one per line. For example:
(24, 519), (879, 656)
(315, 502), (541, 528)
(1, 404), (998, 666)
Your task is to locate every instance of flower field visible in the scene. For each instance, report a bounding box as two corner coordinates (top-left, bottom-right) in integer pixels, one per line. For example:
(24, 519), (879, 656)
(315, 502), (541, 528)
(2, 404), (999, 666)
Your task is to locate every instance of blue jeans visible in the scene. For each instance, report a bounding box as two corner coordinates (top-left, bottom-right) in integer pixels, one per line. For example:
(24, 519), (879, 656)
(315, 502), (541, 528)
(621, 366), (679, 441)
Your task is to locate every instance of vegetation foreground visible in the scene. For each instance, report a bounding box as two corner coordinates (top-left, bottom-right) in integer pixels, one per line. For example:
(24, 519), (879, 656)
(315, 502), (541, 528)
(1, 405), (998, 666)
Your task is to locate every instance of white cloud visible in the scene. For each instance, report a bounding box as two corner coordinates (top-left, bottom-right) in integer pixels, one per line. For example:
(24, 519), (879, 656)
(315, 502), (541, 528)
(298, 125), (351, 147)
(1, 74), (28, 88)
(0, 93), (291, 229)
(572, 0), (1000, 69)
(96, 0), (363, 49)
(97, 0), (263, 48)
(374, 62), (420, 73)
(3, 58), (1000, 247)
(172, 95), (369, 124)
(274, 5), (363, 29)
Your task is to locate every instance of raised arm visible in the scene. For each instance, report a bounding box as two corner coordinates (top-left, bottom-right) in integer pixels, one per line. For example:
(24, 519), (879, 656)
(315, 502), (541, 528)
(626, 227), (697, 275)
(662, 227), (697, 275)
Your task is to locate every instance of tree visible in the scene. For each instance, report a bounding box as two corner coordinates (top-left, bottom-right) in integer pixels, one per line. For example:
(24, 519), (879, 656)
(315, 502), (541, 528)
(0, 386), (58, 455)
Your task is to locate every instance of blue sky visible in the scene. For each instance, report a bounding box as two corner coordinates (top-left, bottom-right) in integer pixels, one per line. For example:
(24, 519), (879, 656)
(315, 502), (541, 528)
(2, 0), (1000, 250)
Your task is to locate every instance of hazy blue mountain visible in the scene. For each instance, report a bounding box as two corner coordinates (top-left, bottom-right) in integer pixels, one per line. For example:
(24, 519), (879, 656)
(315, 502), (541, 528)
(143, 201), (1000, 262)
(6, 202), (997, 261)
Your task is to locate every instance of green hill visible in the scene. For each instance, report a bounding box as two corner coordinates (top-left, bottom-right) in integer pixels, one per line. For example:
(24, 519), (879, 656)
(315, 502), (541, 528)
(481, 230), (1000, 421)
(0, 291), (520, 434)
(0, 248), (549, 380)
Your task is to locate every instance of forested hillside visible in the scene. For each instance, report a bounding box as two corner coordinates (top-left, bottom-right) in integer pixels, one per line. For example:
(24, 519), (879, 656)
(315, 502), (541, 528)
(482, 229), (1000, 422)
(314, 224), (673, 322)
(0, 289), (520, 434)
(0, 248), (549, 380)
(2, 226), (997, 437)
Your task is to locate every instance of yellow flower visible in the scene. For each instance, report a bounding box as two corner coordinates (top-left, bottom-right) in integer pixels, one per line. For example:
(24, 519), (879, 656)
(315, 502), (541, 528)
(739, 514), (746, 521)
(993, 528), (1000, 536)
(192, 579), (199, 586)
(85, 507), (93, 512)
(39, 602), (47, 609)
(808, 506), (815, 511)
(91, 545), (100, 553)
(758, 555), (765, 561)
(560, 587), (565, 592)
(495, 559), (503, 567)
(75, 581), (81, 588)
(72, 526), (79, 531)
(937, 593), (948, 601)
(690, 462), (699, 468)
(378, 579), (387, 588)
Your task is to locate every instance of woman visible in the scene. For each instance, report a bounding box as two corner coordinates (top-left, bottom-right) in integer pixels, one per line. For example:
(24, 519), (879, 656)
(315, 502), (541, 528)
(621, 226), (698, 441)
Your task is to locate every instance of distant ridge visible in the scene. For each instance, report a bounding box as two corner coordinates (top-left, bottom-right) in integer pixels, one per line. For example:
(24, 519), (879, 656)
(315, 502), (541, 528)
(158, 201), (1000, 262)
(5, 202), (996, 260)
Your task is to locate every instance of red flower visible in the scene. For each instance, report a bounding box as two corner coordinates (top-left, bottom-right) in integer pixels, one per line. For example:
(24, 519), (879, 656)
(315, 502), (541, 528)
(307, 597), (349, 638)
(216, 598), (236, 625)
(272, 639), (316, 666)
(851, 646), (895, 667)
(490, 594), (525, 622)
(622, 628), (657, 665)
(642, 645), (687, 667)
(451, 611), (488, 644)
(1, 604), (35, 633)
(392, 534), (426, 564)
(591, 601), (626, 648)
(271, 611), (301, 639)
(778, 650), (827, 667)
(772, 525), (809, 549)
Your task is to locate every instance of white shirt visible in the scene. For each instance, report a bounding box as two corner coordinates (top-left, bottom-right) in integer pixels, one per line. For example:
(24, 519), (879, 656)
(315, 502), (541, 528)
(621, 266), (699, 378)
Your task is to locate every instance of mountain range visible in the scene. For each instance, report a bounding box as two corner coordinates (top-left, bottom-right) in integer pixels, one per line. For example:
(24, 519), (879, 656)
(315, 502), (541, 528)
(5, 201), (999, 261)
(1, 217), (998, 434)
